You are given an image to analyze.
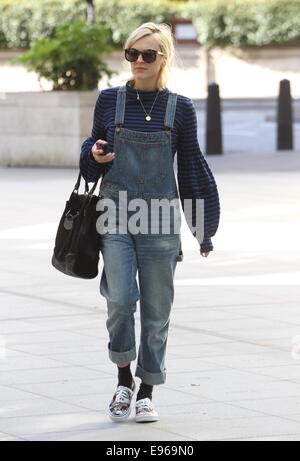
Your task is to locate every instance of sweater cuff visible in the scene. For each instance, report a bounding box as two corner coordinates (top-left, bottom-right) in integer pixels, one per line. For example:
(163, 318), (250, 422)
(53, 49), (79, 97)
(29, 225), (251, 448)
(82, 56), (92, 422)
(89, 149), (95, 161)
(200, 237), (213, 252)
(89, 149), (104, 169)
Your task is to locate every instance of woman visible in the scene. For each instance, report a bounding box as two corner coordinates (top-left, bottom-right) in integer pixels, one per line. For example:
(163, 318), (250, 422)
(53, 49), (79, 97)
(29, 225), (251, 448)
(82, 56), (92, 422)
(80, 22), (220, 423)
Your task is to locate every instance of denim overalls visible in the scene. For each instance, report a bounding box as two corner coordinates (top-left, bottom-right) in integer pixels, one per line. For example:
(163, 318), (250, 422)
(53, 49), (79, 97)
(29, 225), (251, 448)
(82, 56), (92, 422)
(97, 85), (183, 386)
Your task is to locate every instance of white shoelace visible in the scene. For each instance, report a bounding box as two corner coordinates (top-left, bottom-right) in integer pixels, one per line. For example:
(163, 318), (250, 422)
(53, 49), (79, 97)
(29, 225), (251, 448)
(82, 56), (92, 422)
(136, 397), (153, 411)
(113, 386), (132, 405)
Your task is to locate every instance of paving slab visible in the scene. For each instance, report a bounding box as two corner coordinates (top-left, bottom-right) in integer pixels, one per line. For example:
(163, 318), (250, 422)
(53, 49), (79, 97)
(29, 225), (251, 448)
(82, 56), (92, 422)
(0, 146), (300, 440)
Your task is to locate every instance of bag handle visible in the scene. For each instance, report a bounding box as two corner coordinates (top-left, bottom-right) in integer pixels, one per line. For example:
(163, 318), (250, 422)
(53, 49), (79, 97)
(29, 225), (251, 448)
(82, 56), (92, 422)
(73, 172), (102, 196)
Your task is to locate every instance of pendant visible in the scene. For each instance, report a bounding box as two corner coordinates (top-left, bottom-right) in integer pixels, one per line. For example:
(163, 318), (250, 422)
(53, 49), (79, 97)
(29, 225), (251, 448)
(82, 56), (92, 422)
(145, 115), (151, 121)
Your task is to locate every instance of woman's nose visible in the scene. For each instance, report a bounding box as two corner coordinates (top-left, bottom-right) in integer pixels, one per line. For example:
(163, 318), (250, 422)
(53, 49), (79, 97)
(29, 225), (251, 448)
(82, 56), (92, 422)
(136, 54), (144, 63)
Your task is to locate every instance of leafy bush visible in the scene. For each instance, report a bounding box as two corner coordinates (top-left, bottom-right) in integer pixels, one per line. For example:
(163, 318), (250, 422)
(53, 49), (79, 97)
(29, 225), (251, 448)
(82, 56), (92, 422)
(0, 0), (300, 50)
(11, 20), (116, 90)
(0, 0), (86, 48)
(181, 0), (300, 49)
(0, 0), (176, 49)
(93, 0), (177, 44)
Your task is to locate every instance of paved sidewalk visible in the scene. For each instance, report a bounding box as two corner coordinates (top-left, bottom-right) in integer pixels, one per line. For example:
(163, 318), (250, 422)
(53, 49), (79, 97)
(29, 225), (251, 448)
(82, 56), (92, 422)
(0, 148), (300, 441)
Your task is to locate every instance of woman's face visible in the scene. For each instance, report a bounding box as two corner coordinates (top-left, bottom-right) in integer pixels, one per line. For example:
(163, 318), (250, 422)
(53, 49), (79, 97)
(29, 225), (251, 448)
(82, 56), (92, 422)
(128, 36), (166, 86)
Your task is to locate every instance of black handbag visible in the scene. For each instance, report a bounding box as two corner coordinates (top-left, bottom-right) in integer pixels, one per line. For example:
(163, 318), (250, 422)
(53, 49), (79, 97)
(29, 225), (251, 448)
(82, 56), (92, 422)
(51, 171), (103, 279)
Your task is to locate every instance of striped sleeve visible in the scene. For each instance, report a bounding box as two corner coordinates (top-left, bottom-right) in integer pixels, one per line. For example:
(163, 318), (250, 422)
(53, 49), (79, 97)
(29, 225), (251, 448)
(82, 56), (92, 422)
(79, 91), (111, 183)
(176, 98), (220, 252)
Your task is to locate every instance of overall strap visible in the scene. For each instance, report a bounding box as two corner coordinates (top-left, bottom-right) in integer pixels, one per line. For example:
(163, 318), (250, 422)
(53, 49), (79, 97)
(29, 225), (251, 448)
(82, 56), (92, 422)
(115, 85), (127, 130)
(115, 85), (178, 132)
(164, 92), (178, 132)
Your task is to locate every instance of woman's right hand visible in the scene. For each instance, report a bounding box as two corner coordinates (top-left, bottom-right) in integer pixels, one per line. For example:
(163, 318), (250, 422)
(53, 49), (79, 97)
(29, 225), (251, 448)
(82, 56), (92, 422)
(91, 139), (115, 163)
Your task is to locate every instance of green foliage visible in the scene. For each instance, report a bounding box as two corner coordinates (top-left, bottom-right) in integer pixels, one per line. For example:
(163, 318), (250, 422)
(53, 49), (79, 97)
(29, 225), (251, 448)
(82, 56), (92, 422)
(11, 20), (116, 90)
(0, 0), (176, 49)
(0, 0), (299, 51)
(181, 0), (300, 49)
(0, 1), (87, 48)
(93, 0), (176, 44)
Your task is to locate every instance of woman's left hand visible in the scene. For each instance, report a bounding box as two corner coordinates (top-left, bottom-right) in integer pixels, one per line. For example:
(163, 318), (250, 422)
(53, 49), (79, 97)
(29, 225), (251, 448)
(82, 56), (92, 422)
(200, 251), (210, 257)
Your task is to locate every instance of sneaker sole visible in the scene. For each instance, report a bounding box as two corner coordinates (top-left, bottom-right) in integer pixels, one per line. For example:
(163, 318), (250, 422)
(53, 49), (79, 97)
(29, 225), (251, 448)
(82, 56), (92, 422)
(135, 414), (159, 423)
(108, 407), (131, 422)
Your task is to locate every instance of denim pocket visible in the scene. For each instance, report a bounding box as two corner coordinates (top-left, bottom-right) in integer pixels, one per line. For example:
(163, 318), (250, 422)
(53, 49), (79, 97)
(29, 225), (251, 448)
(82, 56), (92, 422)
(116, 138), (168, 185)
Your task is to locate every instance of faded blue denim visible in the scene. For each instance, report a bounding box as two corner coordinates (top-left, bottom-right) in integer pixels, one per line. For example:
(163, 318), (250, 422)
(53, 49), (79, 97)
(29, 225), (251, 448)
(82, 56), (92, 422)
(98, 85), (183, 385)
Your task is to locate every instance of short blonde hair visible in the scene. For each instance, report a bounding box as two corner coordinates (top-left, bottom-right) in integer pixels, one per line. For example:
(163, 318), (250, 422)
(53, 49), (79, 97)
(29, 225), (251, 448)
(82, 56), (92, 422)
(124, 22), (175, 91)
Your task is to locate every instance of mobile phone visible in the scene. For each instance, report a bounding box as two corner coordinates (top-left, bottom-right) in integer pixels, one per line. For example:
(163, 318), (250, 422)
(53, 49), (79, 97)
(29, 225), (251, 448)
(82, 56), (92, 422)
(96, 141), (108, 155)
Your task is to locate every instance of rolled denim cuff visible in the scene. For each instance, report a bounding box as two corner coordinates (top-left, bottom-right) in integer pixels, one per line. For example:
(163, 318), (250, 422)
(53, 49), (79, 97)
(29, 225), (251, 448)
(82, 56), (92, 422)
(108, 343), (136, 365)
(135, 365), (166, 385)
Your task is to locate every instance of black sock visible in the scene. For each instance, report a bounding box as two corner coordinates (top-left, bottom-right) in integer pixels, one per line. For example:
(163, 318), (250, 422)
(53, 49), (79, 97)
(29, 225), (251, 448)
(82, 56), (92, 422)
(117, 363), (134, 389)
(137, 382), (153, 401)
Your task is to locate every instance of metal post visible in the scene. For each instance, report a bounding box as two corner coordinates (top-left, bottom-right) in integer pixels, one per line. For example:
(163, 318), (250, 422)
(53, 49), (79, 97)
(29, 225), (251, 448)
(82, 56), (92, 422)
(277, 79), (293, 150)
(206, 83), (223, 155)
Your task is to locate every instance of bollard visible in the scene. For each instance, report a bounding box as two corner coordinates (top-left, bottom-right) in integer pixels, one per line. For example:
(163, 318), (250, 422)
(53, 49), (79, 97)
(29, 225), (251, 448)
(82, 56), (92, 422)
(86, 0), (95, 25)
(277, 79), (293, 150)
(206, 83), (223, 155)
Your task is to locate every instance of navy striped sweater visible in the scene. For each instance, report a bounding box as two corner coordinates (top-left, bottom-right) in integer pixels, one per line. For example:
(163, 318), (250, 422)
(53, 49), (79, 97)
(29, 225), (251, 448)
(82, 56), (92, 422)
(79, 80), (220, 252)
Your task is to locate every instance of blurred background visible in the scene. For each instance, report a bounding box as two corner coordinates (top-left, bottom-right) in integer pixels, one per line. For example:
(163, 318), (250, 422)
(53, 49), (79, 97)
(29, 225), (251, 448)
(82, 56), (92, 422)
(1, 0), (300, 442)
(0, 0), (299, 164)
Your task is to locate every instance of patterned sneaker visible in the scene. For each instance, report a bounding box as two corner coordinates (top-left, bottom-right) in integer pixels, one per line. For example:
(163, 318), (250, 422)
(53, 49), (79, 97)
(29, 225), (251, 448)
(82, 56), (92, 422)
(135, 397), (159, 423)
(108, 380), (136, 422)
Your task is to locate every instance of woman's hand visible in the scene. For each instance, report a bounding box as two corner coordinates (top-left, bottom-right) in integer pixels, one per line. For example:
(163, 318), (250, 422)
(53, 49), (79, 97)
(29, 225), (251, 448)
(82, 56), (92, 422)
(200, 251), (210, 257)
(91, 139), (115, 163)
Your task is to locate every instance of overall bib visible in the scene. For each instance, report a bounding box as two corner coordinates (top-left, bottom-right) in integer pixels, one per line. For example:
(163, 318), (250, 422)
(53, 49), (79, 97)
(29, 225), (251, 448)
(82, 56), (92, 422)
(97, 85), (183, 385)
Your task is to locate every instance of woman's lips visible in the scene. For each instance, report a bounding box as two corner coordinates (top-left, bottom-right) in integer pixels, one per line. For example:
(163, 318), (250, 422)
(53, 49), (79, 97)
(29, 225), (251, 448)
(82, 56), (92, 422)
(135, 67), (146, 70)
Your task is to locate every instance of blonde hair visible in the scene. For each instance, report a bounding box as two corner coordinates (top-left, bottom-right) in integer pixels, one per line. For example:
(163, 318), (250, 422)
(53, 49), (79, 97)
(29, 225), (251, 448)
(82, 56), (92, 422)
(123, 22), (175, 91)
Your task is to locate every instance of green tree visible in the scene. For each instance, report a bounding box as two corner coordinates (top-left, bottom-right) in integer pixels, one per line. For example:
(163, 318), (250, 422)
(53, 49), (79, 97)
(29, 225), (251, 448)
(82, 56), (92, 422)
(12, 20), (117, 90)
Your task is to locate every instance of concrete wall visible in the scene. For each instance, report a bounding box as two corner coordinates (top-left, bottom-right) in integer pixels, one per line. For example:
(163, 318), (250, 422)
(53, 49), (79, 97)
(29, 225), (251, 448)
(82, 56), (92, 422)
(0, 91), (98, 167)
(209, 46), (300, 99)
(1, 91), (299, 167)
(1, 44), (300, 98)
(1, 44), (299, 167)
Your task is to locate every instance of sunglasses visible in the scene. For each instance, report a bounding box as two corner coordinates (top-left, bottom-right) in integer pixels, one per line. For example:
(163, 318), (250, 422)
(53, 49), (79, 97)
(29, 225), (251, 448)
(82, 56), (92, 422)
(125, 48), (165, 64)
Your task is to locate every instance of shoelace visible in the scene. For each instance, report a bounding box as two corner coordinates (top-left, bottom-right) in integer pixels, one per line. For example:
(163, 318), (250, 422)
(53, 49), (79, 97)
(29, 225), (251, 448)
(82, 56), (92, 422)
(136, 398), (153, 411)
(114, 387), (131, 404)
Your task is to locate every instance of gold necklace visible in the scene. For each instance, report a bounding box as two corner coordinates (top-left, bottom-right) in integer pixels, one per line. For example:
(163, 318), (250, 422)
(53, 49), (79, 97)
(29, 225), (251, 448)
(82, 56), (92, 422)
(135, 88), (160, 121)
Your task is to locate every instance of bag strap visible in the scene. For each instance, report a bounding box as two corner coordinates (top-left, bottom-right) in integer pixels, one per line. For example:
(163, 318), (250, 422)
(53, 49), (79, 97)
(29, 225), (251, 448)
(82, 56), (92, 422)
(73, 172), (102, 196)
